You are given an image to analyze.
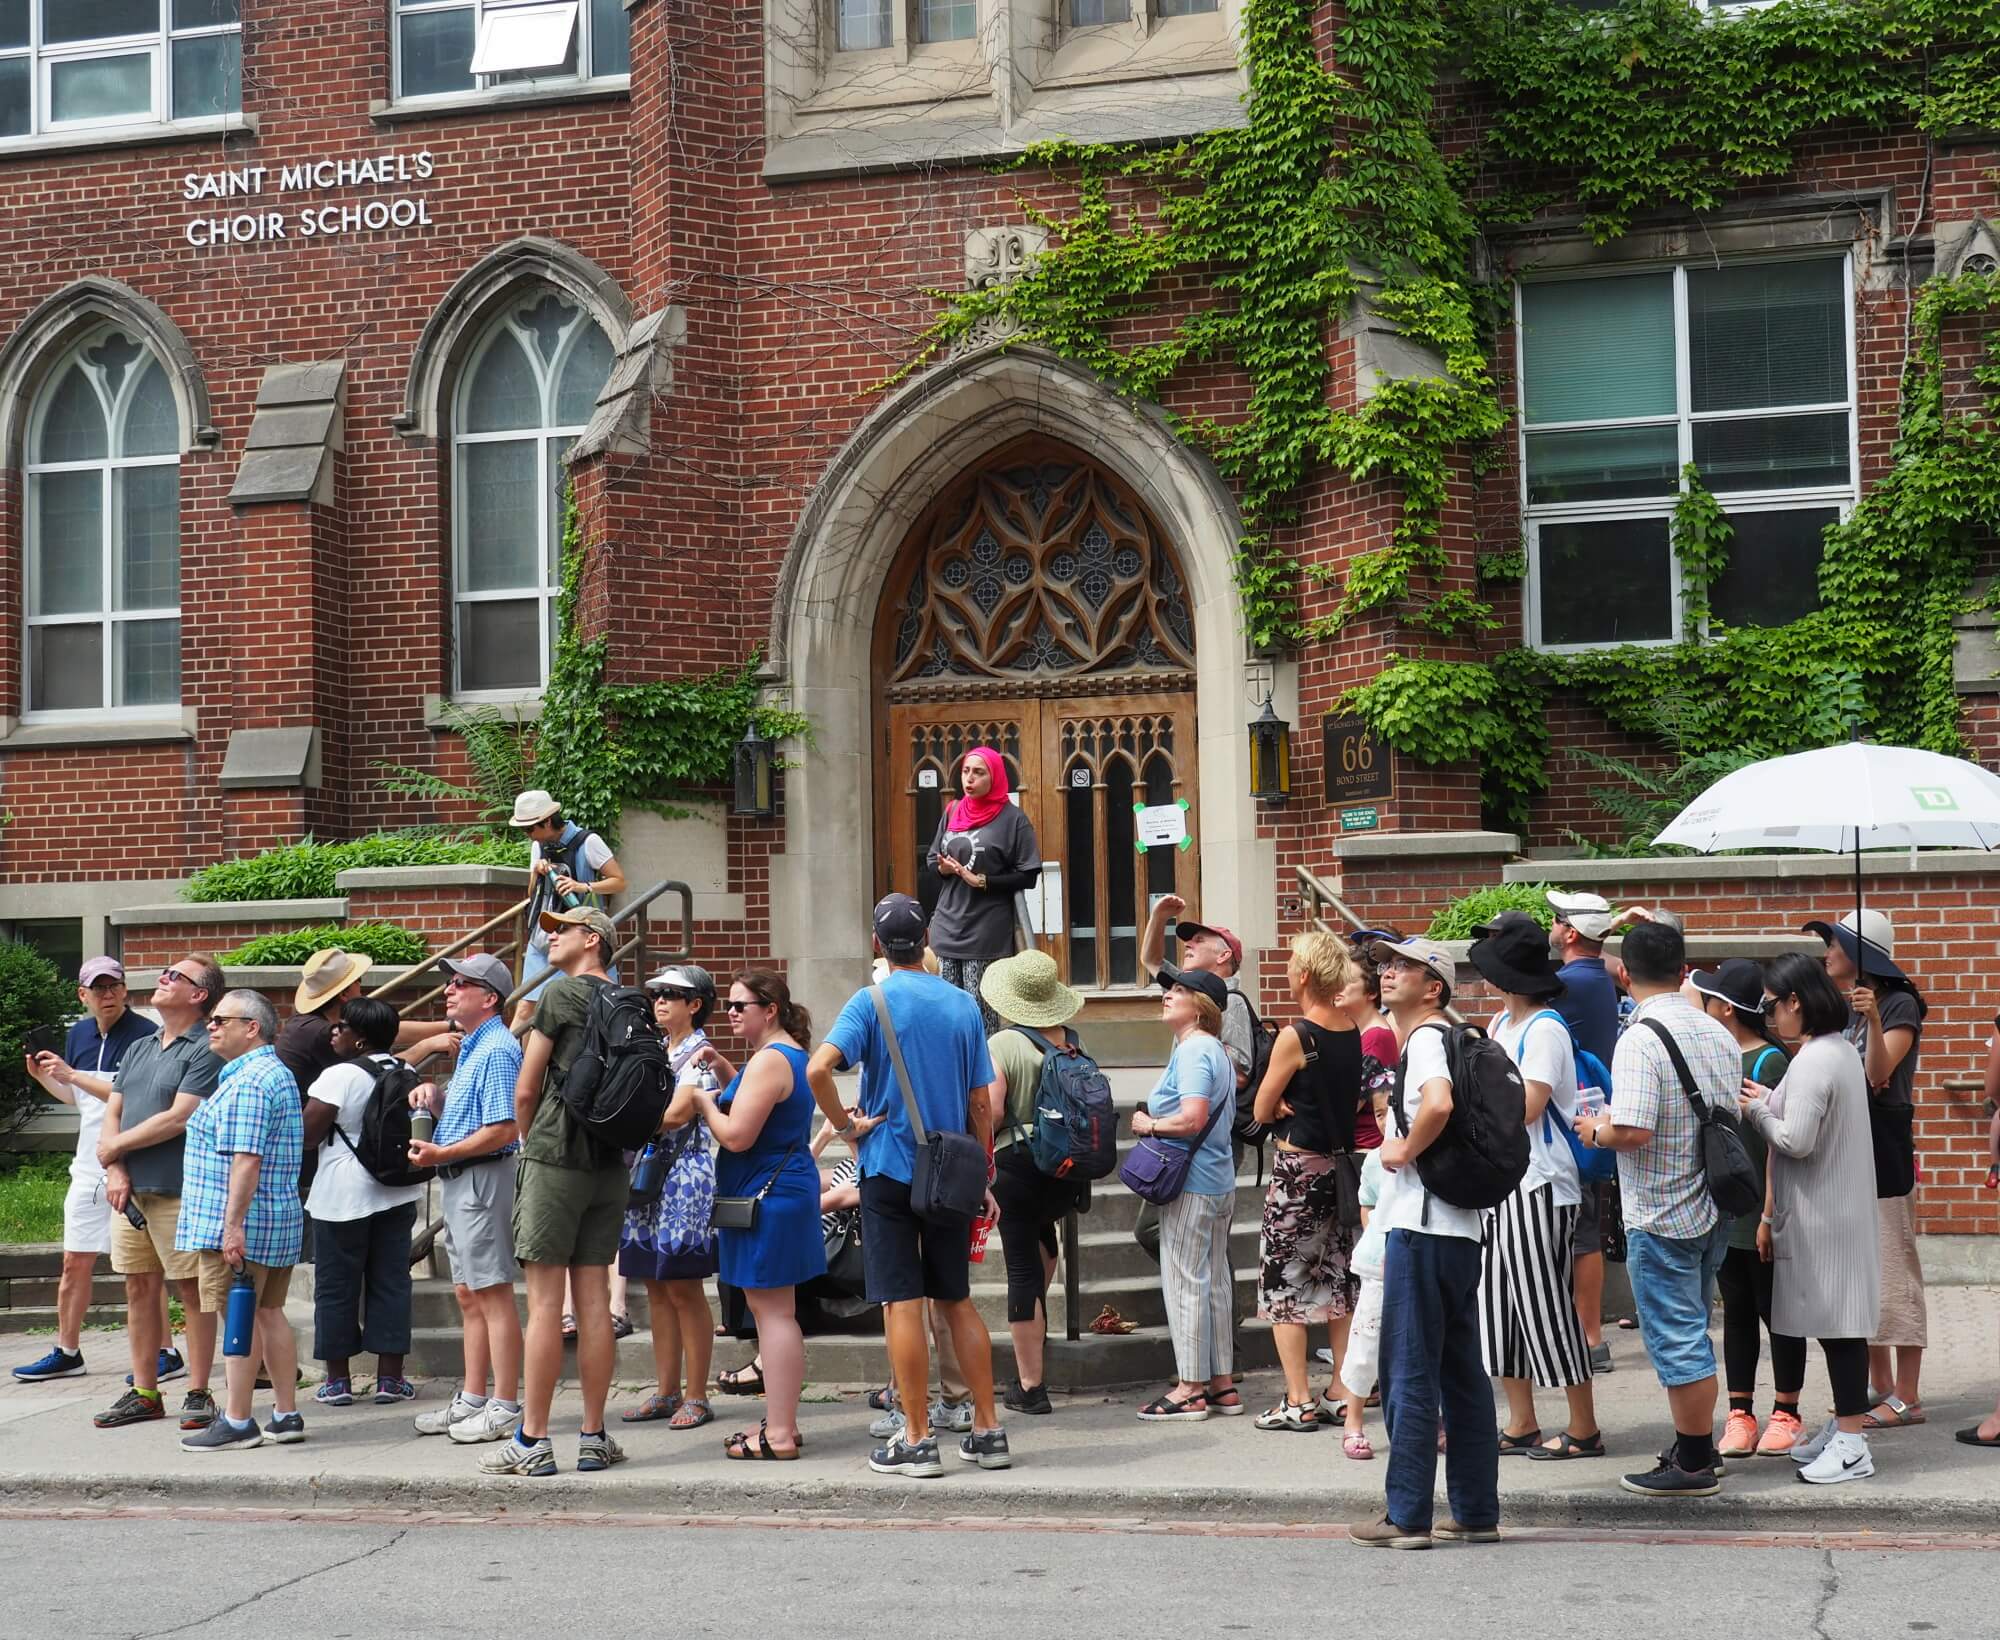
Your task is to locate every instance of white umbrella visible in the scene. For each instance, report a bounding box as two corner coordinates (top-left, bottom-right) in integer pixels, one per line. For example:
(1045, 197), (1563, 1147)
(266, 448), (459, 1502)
(1652, 741), (2000, 932)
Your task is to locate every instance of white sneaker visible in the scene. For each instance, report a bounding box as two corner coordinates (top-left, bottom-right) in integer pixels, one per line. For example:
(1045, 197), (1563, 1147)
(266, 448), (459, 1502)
(415, 1393), (484, 1436)
(931, 1397), (974, 1434)
(1790, 1416), (1840, 1466)
(868, 1407), (905, 1439)
(1797, 1430), (1873, 1485)
(448, 1399), (524, 1444)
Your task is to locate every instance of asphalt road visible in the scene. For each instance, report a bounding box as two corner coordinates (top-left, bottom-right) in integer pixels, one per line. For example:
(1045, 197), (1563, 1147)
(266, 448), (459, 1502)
(3, 1513), (1993, 1640)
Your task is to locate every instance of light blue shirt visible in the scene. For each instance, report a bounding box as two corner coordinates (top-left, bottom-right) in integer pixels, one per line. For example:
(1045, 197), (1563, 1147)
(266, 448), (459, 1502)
(434, 1014), (524, 1153)
(1146, 1034), (1236, 1196)
(825, 972), (995, 1186)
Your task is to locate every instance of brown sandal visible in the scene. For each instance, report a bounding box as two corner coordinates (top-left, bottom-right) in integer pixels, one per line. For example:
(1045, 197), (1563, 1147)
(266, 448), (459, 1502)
(1089, 1304), (1137, 1335)
(724, 1420), (799, 1460)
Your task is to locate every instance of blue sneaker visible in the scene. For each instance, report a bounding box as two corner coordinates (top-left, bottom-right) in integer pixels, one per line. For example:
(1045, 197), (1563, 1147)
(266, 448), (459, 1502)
(372, 1376), (417, 1404)
(264, 1411), (306, 1444)
(125, 1347), (184, 1387)
(313, 1378), (354, 1407)
(14, 1346), (84, 1382)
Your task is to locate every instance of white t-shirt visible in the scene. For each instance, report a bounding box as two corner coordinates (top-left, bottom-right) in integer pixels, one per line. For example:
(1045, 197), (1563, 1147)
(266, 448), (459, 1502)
(1488, 1008), (1580, 1208)
(1375, 1026), (1484, 1243)
(527, 830), (615, 952)
(305, 1056), (428, 1222)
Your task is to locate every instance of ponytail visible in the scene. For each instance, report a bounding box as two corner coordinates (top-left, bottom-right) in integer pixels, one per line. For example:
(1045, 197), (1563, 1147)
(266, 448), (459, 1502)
(737, 968), (813, 1050)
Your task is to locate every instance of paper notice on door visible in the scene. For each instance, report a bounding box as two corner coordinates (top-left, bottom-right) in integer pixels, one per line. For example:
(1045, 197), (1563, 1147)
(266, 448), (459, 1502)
(1133, 799), (1190, 852)
(1021, 863), (1062, 936)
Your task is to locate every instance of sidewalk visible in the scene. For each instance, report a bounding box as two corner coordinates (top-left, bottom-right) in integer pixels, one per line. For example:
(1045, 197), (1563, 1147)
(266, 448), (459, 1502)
(3, 1287), (1996, 1532)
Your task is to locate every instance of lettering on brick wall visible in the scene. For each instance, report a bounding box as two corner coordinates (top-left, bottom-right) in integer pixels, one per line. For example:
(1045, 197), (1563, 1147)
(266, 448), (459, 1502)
(180, 151), (439, 248)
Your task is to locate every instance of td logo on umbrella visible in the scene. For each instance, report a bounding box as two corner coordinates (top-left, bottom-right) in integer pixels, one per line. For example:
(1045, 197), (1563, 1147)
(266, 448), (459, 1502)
(1910, 787), (1959, 811)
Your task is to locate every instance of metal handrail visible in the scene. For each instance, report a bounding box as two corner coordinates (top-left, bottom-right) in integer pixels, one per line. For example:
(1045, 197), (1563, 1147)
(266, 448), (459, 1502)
(364, 895), (532, 1019)
(1294, 863), (1465, 1025)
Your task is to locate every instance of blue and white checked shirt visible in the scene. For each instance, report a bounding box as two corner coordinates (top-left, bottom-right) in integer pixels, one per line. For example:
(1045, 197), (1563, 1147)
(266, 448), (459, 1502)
(434, 1014), (524, 1152)
(177, 1044), (305, 1266)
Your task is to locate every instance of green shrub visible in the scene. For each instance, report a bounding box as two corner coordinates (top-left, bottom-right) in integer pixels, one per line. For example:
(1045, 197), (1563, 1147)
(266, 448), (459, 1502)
(1425, 883), (1561, 942)
(0, 1153), (72, 1245)
(182, 832), (527, 903)
(0, 942), (69, 1136)
(215, 923), (428, 967)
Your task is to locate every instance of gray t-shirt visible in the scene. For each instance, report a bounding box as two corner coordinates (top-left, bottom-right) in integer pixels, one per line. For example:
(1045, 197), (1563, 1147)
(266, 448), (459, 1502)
(113, 1029), (222, 1196)
(1845, 987), (1922, 1109)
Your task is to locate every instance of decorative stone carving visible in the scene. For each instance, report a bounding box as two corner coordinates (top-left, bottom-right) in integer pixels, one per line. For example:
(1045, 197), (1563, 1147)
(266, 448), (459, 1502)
(952, 226), (1051, 354)
(1937, 218), (2000, 280)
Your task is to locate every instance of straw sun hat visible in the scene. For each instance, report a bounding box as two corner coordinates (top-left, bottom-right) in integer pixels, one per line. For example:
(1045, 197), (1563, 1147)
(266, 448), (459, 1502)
(979, 949), (1084, 1030)
(296, 947), (375, 1014)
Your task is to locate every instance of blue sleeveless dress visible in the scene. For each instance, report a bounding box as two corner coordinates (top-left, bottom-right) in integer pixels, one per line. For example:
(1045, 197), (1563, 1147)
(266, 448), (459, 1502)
(713, 1043), (828, 1291)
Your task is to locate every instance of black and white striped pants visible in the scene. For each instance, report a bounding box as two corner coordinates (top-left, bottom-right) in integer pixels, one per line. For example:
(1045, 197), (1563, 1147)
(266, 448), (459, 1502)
(1478, 1182), (1591, 1389)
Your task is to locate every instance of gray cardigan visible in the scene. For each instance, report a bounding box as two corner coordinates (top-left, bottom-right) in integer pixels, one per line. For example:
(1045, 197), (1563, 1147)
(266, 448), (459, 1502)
(1742, 1033), (1881, 1340)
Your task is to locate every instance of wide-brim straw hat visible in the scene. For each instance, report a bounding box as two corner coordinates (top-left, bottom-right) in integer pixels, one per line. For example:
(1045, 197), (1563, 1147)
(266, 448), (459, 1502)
(296, 947), (374, 1014)
(980, 949), (1085, 1030)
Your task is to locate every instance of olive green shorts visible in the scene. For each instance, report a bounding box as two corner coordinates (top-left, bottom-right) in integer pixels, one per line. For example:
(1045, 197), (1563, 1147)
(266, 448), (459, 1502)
(512, 1157), (628, 1268)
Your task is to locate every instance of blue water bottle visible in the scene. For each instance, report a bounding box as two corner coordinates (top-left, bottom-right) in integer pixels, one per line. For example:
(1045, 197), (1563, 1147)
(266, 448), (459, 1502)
(223, 1268), (257, 1358)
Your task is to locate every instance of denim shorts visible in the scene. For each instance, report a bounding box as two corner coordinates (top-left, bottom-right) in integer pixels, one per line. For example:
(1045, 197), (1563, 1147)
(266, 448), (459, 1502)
(1625, 1222), (1729, 1388)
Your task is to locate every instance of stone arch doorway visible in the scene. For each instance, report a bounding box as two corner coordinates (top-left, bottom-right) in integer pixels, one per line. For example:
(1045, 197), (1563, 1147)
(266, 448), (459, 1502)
(873, 435), (1200, 994)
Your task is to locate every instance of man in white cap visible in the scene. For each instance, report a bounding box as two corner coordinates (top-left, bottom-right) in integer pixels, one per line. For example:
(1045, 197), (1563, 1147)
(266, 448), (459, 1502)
(510, 790), (626, 1027)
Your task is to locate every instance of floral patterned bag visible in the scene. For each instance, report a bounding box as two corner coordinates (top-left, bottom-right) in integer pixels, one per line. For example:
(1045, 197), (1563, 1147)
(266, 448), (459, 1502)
(653, 1123), (717, 1259)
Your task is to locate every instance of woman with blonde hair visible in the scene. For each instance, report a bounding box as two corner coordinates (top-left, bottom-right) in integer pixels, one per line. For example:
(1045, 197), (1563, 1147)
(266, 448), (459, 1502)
(1250, 932), (1368, 1453)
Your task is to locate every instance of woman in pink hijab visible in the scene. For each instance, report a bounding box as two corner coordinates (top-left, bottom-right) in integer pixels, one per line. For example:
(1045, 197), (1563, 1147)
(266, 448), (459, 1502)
(927, 747), (1043, 1032)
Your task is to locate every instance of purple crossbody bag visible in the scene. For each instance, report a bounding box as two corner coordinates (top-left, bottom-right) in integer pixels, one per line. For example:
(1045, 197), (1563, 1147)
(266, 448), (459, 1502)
(1117, 1094), (1228, 1206)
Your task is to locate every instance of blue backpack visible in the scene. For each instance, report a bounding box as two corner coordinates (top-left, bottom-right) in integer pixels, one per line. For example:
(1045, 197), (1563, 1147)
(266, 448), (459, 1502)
(1521, 1009), (1617, 1185)
(1010, 1026), (1118, 1181)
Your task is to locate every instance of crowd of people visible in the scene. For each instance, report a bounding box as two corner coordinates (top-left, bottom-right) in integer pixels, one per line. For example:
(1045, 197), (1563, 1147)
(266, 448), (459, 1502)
(11, 767), (2000, 1528)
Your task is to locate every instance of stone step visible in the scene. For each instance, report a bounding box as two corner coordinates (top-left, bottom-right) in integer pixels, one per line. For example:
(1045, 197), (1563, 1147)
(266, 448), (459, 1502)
(0, 1245), (66, 1280)
(0, 1304), (126, 1337)
(3, 1274), (132, 1311)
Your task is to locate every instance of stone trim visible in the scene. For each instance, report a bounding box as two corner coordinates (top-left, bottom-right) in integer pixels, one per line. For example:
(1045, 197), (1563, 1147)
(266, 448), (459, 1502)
(108, 898), (348, 927)
(570, 306), (686, 461)
(1503, 850), (2000, 885)
(0, 113), (255, 163)
(1334, 830), (1521, 861)
(334, 865), (530, 891)
(228, 362), (346, 507)
(369, 82), (629, 126)
(0, 712), (194, 749)
(122, 963), (419, 991)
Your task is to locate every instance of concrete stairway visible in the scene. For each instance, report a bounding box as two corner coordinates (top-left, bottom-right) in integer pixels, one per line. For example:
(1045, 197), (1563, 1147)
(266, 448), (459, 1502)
(0, 1245), (126, 1338)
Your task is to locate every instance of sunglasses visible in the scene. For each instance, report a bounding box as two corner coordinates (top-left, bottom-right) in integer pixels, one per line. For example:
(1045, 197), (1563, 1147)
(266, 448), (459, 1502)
(653, 989), (697, 1004)
(724, 998), (766, 1013)
(205, 1014), (254, 1029)
(158, 969), (200, 987)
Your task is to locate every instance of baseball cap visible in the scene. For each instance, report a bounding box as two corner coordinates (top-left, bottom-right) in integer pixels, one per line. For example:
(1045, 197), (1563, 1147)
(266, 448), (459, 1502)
(1365, 935), (1456, 990)
(1157, 961), (1230, 1012)
(1176, 918), (1244, 971)
(1547, 889), (1619, 941)
(78, 956), (126, 987)
(443, 953), (513, 996)
(873, 892), (928, 957)
(1688, 959), (1766, 1015)
(539, 905), (617, 949)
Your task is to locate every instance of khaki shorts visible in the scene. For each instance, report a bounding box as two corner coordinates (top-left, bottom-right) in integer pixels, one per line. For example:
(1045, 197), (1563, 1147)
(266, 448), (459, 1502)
(109, 1193), (202, 1281)
(512, 1157), (626, 1268)
(195, 1252), (294, 1315)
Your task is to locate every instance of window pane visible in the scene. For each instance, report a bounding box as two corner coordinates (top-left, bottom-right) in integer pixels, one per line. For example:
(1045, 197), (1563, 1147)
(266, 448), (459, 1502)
(1525, 424), (1679, 505)
(0, 55), (25, 136)
(121, 361), (178, 457)
(919, 0), (976, 40)
(835, 0), (890, 50)
(1708, 507), (1835, 629)
(172, 31), (240, 118)
(49, 53), (152, 122)
(33, 469), (103, 615)
(1104, 760), (1136, 984)
(1692, 412), (1848, 493)
(1689, 260), (1845, 412)
(459, 599), (542, 692)
(590, 0), (629, 74)
(173, 0), (241, 25)
(37, 364), (107, 462)
(43, 0), (156, 43)
(1520, 274), (1675, 424)
(8, 919), (83, 977)
(1157, 0), (1217, 13)
(116, 617), (180, 706)
(30, 623), (102, 711)
(462, 440), (540, 590)
(554, 323), (611, 424)
(400, 5), (476, 95)
(0, 1), (25, 47)
(547, 435), (574, 577)
(463, 330), (541, 431)
(1537, 517), (1673, 647)
(1064, 765), (1098, 990)
(116, 466), (179, 609)
(478, 1), (578, 76)
(1070, 0), (1130, 20)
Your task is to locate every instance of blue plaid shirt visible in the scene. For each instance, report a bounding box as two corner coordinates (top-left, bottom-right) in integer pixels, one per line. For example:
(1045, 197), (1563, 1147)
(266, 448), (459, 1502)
(177, 1045), (305, 1265)
(434, 1014), (524, 1152)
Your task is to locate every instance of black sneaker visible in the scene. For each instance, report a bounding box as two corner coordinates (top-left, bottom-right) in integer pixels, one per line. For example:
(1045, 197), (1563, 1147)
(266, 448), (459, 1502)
(1003, 1380), (1053, 1416)
(93, 1388), (166, 1429)
(1655, 1444), (1727, 1478)
(181, 1416), (265, 1453)
(1620, 1459), (1720, 1498)
(264, 1411), (306, 1444)
(957, 1428), (1012, 1469)
(869, 1435), (944, 1477)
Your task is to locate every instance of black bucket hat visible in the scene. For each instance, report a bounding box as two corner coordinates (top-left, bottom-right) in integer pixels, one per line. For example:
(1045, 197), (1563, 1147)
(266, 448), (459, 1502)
(1468, 909), (1568, 1001)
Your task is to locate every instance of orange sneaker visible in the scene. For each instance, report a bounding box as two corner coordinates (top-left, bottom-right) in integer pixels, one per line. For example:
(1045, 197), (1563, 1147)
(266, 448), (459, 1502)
(1756, 1407), (1804, 1456)
(1718, 1410), (1759, 1458)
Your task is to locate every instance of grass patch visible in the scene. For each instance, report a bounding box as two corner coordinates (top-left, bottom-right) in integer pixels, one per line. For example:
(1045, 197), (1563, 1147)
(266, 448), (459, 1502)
(0, 1154), (71, 1245)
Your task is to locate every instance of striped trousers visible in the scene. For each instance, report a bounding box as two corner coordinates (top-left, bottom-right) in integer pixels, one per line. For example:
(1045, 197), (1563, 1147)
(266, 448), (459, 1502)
(1478, 1182), (1591, 1389)
(1159, 1188), (1235, 1383)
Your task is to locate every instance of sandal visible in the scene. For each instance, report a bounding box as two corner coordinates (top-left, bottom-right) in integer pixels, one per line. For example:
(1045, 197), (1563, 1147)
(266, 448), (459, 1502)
(723, 1420), (799, 1460)
(1342, 1430), (1375, 1460)
(1862, 1395), (1925, 1429)
(560, 1314), (578, 1342)
(670, 1397), (714, 1430)
(1526, 1429), (1606, 1461)
(619, 1392), (683, 1424)
(1136, 1392), (1209, 1422)
(1253, 1399), (1322, 1433)
(1089, 1304), (1137, 1335)
(1498, 1427), (1542, 1455)
(1207, 1387), (1245, 1417)
(716, 1361), (765, 1396)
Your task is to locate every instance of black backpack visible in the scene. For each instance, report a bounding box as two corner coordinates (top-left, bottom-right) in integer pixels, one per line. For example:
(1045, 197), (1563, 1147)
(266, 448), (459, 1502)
(1391, 1022), (1530, 1212)
(560, 980), (671, 1149)
(1228, 986), (1280, 1153)
(1010, 1026), (1118, 1181)
(333, 1053), (433, 1190)
(1638, 1018), (1763, 1217)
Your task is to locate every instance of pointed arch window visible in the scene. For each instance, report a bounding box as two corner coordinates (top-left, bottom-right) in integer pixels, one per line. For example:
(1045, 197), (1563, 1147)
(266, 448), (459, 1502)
(23, 327), (182, 717)
(451, 286), (614, 696)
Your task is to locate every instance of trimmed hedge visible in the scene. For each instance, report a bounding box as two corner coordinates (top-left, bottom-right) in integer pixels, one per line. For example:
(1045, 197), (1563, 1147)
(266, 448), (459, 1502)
(215, 923), (429, 967)
(182, 833), (526, 903)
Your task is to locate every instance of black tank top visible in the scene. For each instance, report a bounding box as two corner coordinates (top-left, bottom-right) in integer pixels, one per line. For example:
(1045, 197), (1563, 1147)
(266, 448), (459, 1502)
(1274, 1019), (1362, 1155)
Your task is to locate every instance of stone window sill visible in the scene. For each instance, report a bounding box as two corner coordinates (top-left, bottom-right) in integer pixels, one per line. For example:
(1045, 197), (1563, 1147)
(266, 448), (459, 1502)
(0, 714), (195, 750)
(0, 115), (257, 163)
(426, 692), (544, 727)
(371, 81), (629, 126)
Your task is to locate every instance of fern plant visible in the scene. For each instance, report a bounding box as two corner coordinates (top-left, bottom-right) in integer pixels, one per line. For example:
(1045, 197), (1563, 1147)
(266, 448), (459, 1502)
(375, 703), (537, 840)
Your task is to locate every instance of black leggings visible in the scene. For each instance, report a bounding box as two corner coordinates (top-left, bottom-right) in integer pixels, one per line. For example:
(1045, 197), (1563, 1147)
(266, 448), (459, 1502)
(991, 1146), (1083, 1325)
(1822, 1337), (1872, 1419)
(1717, 1243), (1806, 1399)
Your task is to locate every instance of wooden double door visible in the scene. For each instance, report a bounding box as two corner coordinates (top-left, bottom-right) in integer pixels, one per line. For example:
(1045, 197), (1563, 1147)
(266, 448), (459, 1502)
(882, 692), (1198, 992)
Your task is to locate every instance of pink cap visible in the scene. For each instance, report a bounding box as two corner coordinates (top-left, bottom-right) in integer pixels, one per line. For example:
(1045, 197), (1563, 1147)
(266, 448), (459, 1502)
(78, 957), (126, 986)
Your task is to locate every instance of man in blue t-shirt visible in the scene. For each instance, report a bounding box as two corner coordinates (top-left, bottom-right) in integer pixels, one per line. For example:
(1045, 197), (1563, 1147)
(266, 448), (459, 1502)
(1548, 889), (1624, 1374)
(809, 893), (1003, 1480)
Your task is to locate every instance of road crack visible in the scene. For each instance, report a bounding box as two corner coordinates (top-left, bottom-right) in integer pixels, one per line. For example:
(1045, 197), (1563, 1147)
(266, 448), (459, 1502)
(1808, 1545), (1840, 1640)
(119, 1526), (409, 1640)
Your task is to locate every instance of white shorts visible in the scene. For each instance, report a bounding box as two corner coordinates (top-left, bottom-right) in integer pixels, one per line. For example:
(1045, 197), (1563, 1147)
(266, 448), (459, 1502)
(63, 1171), (112, 1256)
(1339, 1275), (1383, 1399)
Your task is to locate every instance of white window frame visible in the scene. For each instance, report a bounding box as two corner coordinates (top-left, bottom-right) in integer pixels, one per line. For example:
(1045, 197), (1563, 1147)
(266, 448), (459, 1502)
(0, 2), (242, 145)
(1516, 251), (1858, 655)
(392, 0), (631, 106)
(22, 330), (184, 724)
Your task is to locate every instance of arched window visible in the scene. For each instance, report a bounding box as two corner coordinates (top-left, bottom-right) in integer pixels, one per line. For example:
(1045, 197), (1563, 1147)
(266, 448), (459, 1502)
(24, 328), (181, 716)
(451, 286), (613, 695)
